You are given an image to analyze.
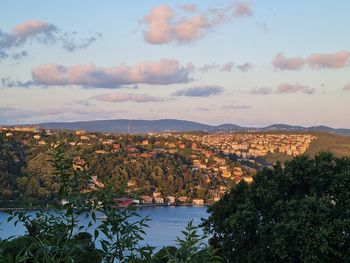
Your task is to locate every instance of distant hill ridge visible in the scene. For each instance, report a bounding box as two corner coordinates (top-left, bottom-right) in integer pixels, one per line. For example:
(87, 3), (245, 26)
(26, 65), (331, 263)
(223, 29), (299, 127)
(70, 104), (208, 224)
(27, 119), (350, 136)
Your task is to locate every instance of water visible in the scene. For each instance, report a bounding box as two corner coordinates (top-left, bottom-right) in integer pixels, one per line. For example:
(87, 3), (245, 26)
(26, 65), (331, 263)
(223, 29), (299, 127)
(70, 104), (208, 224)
(0, 206), (208, 248)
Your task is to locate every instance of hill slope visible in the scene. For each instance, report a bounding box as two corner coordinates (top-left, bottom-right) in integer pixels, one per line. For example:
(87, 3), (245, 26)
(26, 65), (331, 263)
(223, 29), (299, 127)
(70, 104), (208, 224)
(17, 119), (350, 135)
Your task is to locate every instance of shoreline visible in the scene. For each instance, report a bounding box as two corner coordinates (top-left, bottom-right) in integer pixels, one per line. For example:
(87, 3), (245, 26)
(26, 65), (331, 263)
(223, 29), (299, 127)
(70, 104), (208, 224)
(0, 203), (208, 212)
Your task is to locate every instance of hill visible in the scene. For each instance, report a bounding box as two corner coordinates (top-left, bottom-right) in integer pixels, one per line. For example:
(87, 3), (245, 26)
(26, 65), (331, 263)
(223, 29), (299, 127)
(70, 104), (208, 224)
(263, 132), (350, 164)
(5, 119), (350, 135)
(36, 119), (214, 133)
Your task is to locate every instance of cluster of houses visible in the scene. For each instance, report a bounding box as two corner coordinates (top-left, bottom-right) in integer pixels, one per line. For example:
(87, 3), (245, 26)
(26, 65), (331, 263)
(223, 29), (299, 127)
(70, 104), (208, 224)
(1, 127), (318, 205)
(118, 196), (206, 206)
(191, 133), (317, 158)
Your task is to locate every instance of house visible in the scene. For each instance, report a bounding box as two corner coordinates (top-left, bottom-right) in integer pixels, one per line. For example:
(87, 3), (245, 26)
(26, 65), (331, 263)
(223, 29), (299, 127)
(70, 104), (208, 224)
(33, 134), (41, 140)
(213, 196), (221, 202)
(179, 143), (186, 149)
(154, 197), (164, 204)
(112, 143), (121, 151)
(76, 130), (86, 135)
(95, 150), (107, 154)
(192, 199), (204, 205)
(73, 157), (87, 171)
(243, 176), (253, 184)
(168, 149), (178, 154)
(233, 167), (243, 177)
(139, 195), (153, 204)
(167, 196), (176, 204)
(177, 196), (188, 203)
(140, 153), (152, 158)
(127, 180), (136, 187)
(222, 170), (231, 178)
(132, 199), (140, 205)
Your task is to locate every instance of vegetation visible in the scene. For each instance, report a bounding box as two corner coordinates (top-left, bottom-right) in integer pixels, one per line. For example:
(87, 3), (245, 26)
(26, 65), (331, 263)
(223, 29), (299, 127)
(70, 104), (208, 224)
(0, 145), (219, 262)
(1, 130), (350, 262)
(0, 131), (234, 204)
(204, 152), (350, 262)
(0, 135), (26, 200)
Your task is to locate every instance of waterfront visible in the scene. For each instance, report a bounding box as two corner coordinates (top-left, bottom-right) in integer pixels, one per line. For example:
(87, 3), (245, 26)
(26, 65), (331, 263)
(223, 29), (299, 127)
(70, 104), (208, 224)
(0, 206), (208, 248)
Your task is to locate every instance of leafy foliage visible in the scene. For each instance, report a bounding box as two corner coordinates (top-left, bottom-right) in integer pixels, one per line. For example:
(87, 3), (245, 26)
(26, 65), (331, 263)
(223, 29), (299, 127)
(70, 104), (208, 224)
(203, 152), (350, 262)
(0, 144), (219, 262)
(153, 221), (220, 263)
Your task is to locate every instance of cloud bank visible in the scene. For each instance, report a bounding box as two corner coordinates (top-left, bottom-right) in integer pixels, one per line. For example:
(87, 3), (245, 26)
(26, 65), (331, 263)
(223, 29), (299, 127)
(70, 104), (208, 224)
(272, 53), (305, 70)
(198, 61), (252, 73)
(272, 51), (350, 70)
(2, 59), (193, 88)
(250, 83), (314, 95)
(142, 2), (252, 45)
(0, 20), (101, 61)
(307, 51), (350, 69)
(276, 83), (314, 94)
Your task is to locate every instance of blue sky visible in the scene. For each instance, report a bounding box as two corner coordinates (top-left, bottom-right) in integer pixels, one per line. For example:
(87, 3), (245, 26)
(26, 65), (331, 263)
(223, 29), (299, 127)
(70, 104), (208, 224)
(0, 0), (349, 127)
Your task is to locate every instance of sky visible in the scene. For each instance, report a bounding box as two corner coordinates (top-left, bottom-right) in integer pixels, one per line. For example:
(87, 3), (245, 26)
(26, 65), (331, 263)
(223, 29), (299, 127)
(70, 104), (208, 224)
(0, 0), (350, 128)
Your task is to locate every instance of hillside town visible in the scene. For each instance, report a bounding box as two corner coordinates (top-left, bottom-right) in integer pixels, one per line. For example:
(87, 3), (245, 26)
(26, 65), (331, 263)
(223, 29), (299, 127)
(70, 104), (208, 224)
(189, 133), (317, 158)
(0, 126), (317, 206)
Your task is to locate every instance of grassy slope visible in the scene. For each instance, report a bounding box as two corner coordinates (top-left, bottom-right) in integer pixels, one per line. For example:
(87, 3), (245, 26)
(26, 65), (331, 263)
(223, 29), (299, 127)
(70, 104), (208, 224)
(306, 132), (350, 157)
(262, 132), (350, 164)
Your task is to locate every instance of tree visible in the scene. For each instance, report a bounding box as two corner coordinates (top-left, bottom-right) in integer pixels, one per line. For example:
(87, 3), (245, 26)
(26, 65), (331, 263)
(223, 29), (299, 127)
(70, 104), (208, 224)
(203, 152), (350, 263)
(1, 144), (220, 262)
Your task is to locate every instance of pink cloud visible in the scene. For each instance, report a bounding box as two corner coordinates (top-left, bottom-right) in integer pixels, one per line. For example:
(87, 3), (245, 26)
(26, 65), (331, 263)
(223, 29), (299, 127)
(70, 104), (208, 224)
(29, 59), (192, 88)
(143, 5), (174, 44)
(92, 93), (164, 103)
(307, 51), (350, 69)
(272, 52), (305, 70)
(276, 83), (314, 94)
(174, 15), (210, 43)
(11, 20), (56, 39)
(142, 2), (253, 45)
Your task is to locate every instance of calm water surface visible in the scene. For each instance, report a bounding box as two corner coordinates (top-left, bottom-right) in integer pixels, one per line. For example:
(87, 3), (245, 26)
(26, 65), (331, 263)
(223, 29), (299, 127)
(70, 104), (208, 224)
(0, 206), (208, 248)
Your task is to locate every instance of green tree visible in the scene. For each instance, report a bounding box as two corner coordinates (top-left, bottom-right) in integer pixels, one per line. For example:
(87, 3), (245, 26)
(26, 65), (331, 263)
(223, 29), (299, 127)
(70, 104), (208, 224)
(203, 152), (350, 263)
